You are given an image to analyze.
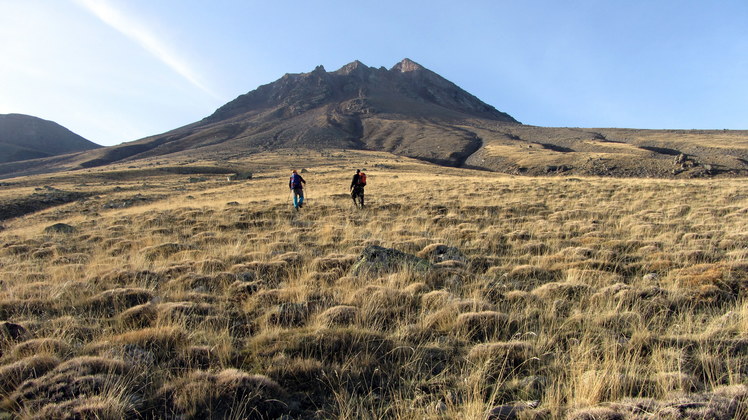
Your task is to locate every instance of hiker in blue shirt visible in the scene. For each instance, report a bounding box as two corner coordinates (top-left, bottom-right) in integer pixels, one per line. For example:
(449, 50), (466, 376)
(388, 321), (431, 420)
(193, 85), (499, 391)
(289, 170), (307, 210)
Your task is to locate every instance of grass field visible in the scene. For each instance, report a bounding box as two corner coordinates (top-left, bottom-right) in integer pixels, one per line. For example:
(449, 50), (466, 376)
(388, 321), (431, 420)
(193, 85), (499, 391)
(0, 149), (746, 419)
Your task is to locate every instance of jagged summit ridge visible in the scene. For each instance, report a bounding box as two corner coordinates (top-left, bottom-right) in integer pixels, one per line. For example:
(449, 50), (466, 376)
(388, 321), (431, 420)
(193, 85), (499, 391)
(391, 58), (424, 72)
(207, 59), (518, 124)
(334, 60), (370, 75)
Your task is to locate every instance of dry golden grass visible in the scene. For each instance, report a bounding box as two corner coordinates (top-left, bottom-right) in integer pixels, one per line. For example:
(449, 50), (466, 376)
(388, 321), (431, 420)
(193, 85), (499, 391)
(0, 149), (746, 418)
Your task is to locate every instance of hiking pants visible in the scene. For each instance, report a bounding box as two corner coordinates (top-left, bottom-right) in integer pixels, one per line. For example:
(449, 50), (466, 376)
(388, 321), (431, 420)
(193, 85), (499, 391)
(293, 187), (304, 208)
(351, 185), (364, 207)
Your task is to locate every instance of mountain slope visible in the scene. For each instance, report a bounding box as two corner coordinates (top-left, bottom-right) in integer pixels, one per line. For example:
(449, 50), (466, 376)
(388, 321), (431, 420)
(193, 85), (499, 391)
(0, 114), (101, 163)
(73, 59), (520, 168)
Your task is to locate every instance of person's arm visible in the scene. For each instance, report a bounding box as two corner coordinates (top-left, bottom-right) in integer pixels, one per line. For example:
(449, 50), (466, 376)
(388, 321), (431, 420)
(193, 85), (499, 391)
(350, 174), (357, 190)
(299, 175), (306, 184)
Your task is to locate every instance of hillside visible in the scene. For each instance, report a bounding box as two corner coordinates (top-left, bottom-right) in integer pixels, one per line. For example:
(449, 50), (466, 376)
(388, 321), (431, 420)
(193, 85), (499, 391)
(0, 114), (101, 164)
(0, 151), (746, 418)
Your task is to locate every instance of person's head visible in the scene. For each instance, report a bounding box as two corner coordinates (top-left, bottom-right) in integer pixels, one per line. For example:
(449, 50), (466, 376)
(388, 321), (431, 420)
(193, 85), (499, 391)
(356, 169), (360, 174)
(292, 170), (297, 174)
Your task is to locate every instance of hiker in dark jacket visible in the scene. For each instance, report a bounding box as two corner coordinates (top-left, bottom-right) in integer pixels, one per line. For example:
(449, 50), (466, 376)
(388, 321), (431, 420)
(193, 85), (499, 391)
(289, 170), (306, 210)
(350, 169), (366, 208)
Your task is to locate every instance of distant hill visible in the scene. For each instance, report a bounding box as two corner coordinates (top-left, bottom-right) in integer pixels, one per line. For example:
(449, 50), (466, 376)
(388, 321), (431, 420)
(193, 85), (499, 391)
(1, 60), (746, 179)
(0, 114), (101, 164)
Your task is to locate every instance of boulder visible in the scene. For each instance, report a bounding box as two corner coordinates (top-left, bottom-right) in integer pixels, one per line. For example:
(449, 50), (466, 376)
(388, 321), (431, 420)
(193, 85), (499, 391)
(350, 245), (430, 275)
(43, 223), (76, 234)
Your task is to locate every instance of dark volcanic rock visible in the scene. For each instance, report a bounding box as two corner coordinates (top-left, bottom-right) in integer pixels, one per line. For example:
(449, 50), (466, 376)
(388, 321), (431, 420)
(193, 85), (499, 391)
(44, 223), (77, 234)
(351, 245), (431, 275)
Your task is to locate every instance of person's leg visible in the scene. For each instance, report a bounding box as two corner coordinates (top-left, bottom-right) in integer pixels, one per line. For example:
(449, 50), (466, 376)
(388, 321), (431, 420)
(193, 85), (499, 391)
(360, 190), (364, 208)
(293, 192), (299, 208)
(298, 190), (304, 207)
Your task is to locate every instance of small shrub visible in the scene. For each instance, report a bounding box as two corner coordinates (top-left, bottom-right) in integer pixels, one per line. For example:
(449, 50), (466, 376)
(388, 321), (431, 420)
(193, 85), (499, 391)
(4, 356), (131, 413)
(251, 328), (394, 365)
(421, 290), (452, 311)
(83, 288), (153, 316)
(312, 254), (358, 272)
(455, 311), (515, 342)
(156, 302), (214, 325)
(467, 341), (536, 373)
(155, 369), (288, 419)
(142, 242), (190, 260)
(274, 251), (304, 267)
(265, 302), (310, 327)
(110, 326), (187, 362)
(30, 395), (137, 420)
(503, 265), (560, 290)
(531, 282), (591, 301)
(318, 305), (359, 327)
(233, 261), (289, 287)
(565, 407), (624, 420)
(117, 303), (158, 329)
(11, 338), (70, 360)
(196, 258), (228, 273)
(0, 354), (59, 395)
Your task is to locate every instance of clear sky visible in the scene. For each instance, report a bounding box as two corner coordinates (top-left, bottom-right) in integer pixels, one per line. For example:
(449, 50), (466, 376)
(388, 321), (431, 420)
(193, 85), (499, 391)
(1, 0), (746, 146)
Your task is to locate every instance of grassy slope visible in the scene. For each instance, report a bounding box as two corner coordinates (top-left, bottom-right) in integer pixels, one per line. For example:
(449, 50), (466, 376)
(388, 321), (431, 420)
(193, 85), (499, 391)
(0, 149), (747, 419)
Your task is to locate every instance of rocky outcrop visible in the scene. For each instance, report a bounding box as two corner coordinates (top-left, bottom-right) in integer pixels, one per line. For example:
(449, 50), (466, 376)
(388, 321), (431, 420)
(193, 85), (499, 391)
(351, 245), (431, 275)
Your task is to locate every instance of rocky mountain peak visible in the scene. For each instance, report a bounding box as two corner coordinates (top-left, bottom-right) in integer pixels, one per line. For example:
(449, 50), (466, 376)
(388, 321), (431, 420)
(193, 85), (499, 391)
(204, 58), (518, 126)
(391, 58), (424, 73)
(335, 60), (371, 75)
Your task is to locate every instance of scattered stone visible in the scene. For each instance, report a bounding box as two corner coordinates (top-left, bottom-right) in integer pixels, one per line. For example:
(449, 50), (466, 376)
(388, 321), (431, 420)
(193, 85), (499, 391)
(233, 171), (253, 180)
(487, 404), (525, 419)
(226, 201), (240, 206)
(433, 401), (448, 413)
(188, 177), (208, 183)
(350, 245), (430, 275)
(544, 165), (570, 173)
(43, 223), (76, 234)
(417, 243), (465, 263)
(102, 194), (159, 209)
(642, 273), (659, 282)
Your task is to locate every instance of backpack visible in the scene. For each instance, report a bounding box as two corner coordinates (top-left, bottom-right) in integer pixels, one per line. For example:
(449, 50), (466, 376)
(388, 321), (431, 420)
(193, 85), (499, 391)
(358, 172), (366, 186)
(290, 173), (302, 189)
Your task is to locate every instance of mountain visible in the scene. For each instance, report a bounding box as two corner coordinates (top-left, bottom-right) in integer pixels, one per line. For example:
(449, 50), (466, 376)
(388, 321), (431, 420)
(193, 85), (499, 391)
(1, 60), (747, 179)
(72, 59), (519, 169)
(0, 114), (101, 164)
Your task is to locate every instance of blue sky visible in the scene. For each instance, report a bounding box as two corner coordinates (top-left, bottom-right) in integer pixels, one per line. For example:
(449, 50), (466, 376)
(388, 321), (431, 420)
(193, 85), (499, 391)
(1, 0), (746, 146)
